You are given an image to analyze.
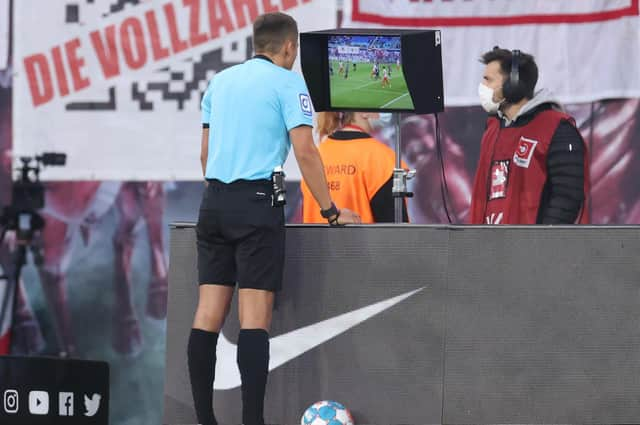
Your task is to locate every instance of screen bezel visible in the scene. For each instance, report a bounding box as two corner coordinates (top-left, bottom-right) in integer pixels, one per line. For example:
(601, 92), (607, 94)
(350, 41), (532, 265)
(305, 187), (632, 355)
(300, 29), (444, 114)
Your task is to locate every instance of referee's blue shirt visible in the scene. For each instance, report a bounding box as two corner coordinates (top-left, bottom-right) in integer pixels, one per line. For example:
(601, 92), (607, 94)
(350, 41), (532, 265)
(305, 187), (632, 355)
(201, 57), (313, 183)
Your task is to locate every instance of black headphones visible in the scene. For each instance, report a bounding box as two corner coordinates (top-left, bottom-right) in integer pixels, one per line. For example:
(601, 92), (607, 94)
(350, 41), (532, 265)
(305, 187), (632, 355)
(502, 48), (528, 104)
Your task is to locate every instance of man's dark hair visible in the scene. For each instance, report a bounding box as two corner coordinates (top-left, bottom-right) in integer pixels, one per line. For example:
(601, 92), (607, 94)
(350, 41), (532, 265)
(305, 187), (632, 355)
(481, 47), (538, 100)
(253, 12), (298, 54)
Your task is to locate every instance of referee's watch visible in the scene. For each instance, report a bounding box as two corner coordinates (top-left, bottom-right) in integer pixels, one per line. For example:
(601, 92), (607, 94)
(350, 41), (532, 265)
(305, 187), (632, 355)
(320, 202), (339, 224)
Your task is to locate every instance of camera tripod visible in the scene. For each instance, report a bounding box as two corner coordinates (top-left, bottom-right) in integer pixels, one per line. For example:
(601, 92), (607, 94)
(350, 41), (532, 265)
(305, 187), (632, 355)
(0, 153), (65, 352)
(0, 209), (45, 344)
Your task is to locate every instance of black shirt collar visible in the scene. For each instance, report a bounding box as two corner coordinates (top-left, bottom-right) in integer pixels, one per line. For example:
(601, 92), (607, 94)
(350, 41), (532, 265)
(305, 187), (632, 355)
(330, 130), (371, 140)
(253, 54), (274, 64)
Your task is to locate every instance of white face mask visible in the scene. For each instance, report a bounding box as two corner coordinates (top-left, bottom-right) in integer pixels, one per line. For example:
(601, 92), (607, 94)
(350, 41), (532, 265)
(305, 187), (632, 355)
(478, 83), (503, 114)
(369, 112), (393, 129)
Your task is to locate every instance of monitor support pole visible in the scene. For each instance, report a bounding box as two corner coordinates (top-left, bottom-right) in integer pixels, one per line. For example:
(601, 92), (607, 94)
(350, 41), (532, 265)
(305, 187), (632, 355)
(392, 113), (415, 223)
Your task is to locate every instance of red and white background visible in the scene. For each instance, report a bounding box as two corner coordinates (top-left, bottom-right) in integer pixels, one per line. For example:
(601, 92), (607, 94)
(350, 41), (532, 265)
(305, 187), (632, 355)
(339, 0), (640, 226)
(345, 0), (640, 106)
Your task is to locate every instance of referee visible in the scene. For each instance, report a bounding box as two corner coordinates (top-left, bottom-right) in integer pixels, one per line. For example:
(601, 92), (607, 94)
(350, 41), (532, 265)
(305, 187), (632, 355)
(187, 12), (361, 425)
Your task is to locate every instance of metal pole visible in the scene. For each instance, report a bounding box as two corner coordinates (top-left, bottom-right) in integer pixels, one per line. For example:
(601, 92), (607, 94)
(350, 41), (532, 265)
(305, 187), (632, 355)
(394, 113), (403, 223)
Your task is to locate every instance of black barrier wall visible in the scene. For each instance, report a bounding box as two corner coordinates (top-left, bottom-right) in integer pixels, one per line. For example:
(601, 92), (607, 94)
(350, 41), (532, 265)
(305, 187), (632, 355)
(163, 225), (640, 425)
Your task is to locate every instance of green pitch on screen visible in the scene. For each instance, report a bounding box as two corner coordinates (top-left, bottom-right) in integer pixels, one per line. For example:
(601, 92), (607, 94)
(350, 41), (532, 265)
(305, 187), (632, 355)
(330, 61), (415, 110)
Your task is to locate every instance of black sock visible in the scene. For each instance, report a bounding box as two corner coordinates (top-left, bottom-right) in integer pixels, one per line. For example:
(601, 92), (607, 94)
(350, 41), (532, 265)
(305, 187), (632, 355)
(187, 329), (219, 425)
(237, 329), (270, 425)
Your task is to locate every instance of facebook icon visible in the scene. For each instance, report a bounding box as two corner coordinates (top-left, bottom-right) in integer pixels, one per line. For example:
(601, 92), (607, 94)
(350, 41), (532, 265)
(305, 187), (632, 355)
(59, 392), (74, 416)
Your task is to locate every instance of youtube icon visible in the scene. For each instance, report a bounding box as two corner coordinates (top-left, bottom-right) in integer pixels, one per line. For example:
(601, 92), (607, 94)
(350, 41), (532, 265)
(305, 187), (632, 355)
(29, 391), (49, 415)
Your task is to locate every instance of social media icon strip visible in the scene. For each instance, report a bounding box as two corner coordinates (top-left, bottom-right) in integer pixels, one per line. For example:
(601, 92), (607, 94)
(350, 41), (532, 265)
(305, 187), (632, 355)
(59, 392), (74, 416)
(29, 390), (50, 415)
(3, 389), (19, 414)
(83, 393), (101, 417)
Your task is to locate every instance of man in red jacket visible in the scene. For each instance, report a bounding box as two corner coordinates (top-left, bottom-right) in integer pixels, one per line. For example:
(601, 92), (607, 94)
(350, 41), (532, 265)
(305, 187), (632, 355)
(470, 47), (589, 224)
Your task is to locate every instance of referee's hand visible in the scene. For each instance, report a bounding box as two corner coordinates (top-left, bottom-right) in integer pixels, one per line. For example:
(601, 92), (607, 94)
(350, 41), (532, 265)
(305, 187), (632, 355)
(337, 208), (362, 225)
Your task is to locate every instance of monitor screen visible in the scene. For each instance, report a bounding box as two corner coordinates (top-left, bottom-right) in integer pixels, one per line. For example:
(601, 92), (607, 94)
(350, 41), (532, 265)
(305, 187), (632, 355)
(328, 35), (415, 110)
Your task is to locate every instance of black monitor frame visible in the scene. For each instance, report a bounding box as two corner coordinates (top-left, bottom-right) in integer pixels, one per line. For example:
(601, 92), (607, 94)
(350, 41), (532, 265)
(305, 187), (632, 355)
(300, 28), (444, 114)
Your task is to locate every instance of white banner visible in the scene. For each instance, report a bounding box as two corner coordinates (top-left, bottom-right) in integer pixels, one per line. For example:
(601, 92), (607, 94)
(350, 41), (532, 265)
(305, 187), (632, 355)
(344, 0), (640, 107)
(13, 0), (335, 180)
(0, 0), (8, 70)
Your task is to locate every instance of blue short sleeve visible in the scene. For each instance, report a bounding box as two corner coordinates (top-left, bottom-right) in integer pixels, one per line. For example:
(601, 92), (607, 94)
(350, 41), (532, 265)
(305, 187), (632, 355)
(280, 73), (313, 131)
(201, 83), (213, 125)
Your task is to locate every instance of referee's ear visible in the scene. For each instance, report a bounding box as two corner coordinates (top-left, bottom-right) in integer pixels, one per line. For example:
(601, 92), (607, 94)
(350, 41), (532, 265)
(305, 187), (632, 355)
(283, 38), (298, 70)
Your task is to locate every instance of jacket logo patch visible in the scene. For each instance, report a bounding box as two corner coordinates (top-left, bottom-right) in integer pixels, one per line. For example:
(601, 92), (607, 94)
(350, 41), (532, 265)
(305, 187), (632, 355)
(489, 160), (509, 200)
(513, 136), (538, 168)
(299, 94), (312, 116)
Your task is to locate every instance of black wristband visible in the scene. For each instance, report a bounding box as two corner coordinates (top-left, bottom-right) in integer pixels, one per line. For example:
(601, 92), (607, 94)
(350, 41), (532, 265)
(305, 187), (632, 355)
(320, 202), (338, 219)
(328, 210), (341, 226)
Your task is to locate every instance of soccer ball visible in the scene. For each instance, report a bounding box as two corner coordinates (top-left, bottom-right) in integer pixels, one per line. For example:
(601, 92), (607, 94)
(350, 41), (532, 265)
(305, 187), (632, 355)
(301, 400), (354, 425)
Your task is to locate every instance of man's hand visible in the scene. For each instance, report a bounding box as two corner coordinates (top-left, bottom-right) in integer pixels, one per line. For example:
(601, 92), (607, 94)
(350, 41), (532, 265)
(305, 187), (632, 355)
(334, 208), (362, 225)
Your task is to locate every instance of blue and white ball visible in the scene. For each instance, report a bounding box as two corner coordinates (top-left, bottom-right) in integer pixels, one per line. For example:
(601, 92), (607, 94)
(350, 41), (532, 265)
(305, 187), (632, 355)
(301, 400), (354, 425)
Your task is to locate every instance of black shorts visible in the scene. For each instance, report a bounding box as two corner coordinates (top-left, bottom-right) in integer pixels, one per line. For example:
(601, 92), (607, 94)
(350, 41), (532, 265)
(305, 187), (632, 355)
(196, 179), (285, 292)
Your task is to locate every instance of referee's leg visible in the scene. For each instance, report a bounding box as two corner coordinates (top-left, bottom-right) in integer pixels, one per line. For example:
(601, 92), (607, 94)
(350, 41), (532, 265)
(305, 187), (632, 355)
(193, 285), (234, 332)
(189, 197), (237, 425)
(188, 285), (233, 425)
(237, 289), (275, 425)
(235, 195), (284, 425)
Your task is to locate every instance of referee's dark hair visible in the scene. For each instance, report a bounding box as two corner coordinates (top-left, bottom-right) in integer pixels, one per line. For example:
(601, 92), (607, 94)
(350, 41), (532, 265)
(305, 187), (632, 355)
(253, 12), (299, 54)
(480, 47), (538, 100)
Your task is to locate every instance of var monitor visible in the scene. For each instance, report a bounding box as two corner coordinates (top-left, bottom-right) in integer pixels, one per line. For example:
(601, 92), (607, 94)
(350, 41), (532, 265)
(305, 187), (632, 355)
(300, 29), (444, 114)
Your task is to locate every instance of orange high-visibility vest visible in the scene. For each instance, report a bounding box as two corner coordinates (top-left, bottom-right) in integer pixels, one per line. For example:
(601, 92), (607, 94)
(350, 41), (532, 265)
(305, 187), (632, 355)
(301, 132), (402, 224)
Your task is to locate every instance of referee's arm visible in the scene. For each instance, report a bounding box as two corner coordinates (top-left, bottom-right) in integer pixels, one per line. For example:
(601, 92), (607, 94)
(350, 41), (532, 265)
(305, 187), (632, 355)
(200, 82), (212, 179)
(290, 125), (332, 211)
(200, 127), (209, 177)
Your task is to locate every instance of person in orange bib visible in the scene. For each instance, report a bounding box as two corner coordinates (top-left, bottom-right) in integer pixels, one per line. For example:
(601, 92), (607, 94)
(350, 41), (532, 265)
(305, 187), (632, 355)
(301, 112), (409, 223)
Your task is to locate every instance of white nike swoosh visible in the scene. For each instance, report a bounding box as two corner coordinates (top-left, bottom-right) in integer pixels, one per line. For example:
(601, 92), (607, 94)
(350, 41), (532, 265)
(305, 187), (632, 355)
(214, 287), (424, 390)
